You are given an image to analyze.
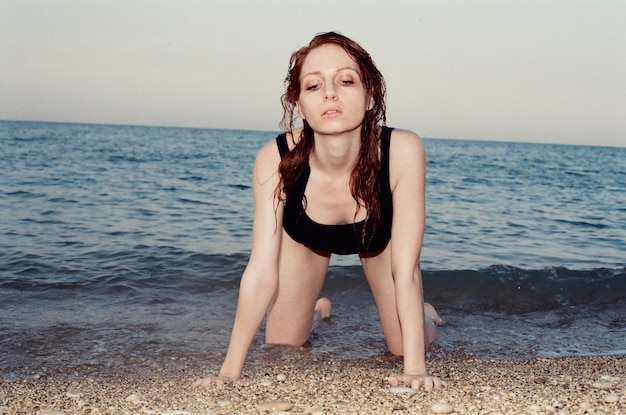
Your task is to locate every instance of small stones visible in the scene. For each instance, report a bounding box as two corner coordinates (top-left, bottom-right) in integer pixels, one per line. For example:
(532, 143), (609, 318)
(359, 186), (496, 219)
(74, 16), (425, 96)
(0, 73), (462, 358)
(600, 374), (621, 382)
(217, 399), (233, 407)
(591, 374), (622, 403)
(543, 405), (557, 413)
(65, 389), (85, 398)
(3, 356), (625, 415)
(387, 386), (416, 394)
(303, 406), (324, 415)
(256, 401), (294, 413)
(430, 401), (454, 414)
(125, 393), (145, 405)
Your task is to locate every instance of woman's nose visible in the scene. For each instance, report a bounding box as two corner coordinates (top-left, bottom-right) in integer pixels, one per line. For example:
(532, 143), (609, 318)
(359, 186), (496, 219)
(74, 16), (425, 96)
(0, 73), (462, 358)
(324, 84), (337, 100)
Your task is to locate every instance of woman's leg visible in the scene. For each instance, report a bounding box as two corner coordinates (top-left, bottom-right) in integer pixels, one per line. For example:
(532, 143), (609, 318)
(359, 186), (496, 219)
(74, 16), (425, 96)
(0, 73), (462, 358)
(264, 234), (330, 346)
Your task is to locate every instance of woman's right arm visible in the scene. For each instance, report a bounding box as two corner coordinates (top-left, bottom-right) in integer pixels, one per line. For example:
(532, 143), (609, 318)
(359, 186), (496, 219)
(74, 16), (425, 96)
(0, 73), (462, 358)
(190, 140), (283, 387)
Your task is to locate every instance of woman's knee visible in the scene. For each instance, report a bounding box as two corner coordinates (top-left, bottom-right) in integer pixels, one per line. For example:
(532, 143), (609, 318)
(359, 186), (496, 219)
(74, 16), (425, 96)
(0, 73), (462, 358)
(265, 329), (311, 347)
(387, 342), (404, 356)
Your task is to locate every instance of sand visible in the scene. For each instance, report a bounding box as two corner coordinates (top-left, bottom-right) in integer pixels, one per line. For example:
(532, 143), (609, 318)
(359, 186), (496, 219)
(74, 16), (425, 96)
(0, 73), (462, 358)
(1, 352), (624, 414)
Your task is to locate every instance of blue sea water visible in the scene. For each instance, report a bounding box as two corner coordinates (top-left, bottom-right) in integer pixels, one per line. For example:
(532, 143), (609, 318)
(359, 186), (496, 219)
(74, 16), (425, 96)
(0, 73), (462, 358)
(1, 121), (625, 379)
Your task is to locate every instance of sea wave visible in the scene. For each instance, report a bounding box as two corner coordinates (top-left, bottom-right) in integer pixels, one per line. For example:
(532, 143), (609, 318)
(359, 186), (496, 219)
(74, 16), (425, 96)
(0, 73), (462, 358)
(2, 247), (624, 313)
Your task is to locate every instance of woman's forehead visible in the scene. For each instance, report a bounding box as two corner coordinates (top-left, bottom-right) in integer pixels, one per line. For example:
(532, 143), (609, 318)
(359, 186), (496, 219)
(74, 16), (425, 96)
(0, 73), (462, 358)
(301, 44), (359, 76)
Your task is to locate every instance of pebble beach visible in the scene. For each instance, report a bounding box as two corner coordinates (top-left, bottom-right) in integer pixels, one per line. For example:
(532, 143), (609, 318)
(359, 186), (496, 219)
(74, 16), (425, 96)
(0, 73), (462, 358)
(2, 352), (624, 415)
(3, 123), (626, 414)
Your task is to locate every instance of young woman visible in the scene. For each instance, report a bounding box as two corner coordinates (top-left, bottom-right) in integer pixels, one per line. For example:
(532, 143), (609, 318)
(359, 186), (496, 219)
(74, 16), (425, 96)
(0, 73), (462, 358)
(192, 32), (446, 391)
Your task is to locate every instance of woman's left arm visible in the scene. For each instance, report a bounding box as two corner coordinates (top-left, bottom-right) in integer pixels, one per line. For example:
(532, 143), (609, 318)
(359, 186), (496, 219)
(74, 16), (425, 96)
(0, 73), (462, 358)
(388, 129), (444, 391)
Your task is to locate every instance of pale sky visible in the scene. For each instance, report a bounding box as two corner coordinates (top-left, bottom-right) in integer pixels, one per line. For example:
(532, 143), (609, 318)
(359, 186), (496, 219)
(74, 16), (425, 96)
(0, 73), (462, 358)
(1, 0), (625, 147)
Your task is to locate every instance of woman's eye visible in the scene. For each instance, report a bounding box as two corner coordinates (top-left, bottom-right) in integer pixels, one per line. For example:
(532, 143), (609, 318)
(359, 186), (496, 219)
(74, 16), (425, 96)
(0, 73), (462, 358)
(305, 83), (319, 91)
(340, 79), (354, 85)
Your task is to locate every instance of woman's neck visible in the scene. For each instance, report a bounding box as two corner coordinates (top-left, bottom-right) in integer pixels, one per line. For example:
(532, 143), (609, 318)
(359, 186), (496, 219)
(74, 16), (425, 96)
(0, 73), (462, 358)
(310, 129), (361, 175)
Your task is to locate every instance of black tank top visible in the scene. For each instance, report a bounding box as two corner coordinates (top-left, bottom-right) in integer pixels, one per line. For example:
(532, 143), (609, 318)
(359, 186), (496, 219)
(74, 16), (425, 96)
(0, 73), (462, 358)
(277, 127), (394, 255)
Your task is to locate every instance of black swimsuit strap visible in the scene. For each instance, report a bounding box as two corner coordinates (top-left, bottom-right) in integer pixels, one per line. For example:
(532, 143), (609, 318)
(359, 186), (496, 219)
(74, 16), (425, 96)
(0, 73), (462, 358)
(380, 126), (392, 180)
(276, 133), (289, 158)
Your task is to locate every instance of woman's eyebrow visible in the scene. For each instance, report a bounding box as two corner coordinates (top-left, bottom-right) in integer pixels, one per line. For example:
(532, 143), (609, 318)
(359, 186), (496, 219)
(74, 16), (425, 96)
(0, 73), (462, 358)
(301, 66), (360, 78)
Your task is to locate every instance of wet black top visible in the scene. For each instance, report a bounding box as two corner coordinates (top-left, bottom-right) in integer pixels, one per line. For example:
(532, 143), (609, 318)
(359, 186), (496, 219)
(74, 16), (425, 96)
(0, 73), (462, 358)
(276, 127), (393, 255)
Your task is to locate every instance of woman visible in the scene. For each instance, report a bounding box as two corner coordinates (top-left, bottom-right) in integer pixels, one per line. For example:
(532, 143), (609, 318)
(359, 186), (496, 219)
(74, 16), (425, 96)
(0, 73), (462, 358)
(192, 32), (446, 391)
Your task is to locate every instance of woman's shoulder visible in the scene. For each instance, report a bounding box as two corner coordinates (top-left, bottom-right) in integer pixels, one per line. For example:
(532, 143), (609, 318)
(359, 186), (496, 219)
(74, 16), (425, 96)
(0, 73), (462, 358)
(254, 128), (304, 175)
(259, 128), (303, 157)
(387, 127), (426, 187)
(388, 127), (421, 141)
(254, 136), (283, 180)
(388, 127), (424, 156)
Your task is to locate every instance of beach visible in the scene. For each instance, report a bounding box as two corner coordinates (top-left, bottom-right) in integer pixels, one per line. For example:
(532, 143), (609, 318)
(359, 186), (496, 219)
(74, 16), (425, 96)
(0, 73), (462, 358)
(2, 352), (624, 414)
(2, 122), (625, 414)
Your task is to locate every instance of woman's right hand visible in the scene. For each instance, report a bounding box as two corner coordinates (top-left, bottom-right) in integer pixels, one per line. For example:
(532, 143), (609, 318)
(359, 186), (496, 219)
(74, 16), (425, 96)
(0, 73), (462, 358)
(188, 374), (238, 389)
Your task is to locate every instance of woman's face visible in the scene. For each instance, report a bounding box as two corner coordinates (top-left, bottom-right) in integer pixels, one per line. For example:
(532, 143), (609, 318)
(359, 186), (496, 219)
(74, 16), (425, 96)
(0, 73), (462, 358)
(296, 43), (371, 136)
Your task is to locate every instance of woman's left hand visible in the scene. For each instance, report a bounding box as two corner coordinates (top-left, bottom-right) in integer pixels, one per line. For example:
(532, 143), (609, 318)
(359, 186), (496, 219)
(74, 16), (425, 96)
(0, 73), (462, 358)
(387, 373), (447, 392)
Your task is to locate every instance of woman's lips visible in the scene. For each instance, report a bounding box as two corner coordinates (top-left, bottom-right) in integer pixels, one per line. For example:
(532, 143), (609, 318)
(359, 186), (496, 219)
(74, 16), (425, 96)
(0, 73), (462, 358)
(322, 108), (341, 118)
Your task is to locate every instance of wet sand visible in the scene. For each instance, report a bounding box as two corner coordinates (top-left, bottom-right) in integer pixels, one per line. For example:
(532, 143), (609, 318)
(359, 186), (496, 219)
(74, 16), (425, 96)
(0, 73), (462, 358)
(2, 352), (624, 414)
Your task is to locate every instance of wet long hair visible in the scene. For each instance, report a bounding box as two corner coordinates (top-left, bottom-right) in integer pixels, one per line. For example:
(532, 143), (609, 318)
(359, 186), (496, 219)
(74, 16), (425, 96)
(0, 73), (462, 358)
(278, 32), (387, 244)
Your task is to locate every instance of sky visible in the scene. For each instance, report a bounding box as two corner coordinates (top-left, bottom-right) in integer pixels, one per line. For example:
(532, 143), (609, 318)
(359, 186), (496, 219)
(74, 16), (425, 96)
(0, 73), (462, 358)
(1, 0), (625, 147)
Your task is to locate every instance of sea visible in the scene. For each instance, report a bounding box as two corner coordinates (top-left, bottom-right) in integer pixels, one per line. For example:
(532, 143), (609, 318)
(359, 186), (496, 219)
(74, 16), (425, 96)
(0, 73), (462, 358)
(1, 120), (625, 380)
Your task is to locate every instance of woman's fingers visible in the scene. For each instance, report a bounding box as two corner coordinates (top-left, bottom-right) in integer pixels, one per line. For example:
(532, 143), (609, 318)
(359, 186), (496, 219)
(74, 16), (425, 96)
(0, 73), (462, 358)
(188, 375), (233, 389)
(387, 374), (447, 391)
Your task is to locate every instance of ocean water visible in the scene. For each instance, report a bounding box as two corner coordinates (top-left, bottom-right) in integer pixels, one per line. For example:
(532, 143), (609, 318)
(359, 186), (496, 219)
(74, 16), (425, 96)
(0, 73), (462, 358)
(1, 121), (625, 380)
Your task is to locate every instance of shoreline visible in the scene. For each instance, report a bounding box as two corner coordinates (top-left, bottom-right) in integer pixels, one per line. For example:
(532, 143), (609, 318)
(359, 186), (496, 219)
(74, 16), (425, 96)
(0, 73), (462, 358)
(2, 353), (624, 414)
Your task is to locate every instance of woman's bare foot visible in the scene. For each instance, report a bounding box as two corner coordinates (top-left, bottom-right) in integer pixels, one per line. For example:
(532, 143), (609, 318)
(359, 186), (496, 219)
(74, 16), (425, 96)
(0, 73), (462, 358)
(313, 297), (332, 322)
(424, 302), (444, 325)
(423, 302), (444, 351)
